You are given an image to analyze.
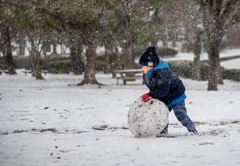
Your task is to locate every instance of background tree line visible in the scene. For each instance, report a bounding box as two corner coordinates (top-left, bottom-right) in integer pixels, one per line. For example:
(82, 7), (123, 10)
(0, 0), (239, 90)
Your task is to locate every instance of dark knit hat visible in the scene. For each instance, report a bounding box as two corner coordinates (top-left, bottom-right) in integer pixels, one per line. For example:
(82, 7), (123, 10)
(139, 46), (160, 67)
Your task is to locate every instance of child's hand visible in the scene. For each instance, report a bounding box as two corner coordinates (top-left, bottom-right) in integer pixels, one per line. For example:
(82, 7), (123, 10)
(142, 93), (151, 102)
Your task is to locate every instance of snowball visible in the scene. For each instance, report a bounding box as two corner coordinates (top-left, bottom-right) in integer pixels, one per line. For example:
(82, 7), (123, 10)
(128, 97), (169, 138)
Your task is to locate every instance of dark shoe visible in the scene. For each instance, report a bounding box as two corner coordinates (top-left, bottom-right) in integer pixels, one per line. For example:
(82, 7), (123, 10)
(160, 124), (168, 134)
(187, 124), (197, 134)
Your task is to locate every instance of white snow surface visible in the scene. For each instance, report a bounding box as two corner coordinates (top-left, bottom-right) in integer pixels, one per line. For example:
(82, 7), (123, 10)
(1, 49), (240, 166)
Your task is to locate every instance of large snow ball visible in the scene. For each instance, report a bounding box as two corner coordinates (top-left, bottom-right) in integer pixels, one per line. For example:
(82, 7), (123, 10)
(128, 97), (169, 138)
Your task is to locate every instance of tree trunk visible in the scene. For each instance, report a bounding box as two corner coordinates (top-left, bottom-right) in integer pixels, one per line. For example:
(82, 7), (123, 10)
(125, 41), (134, 69)
(35, 52), (44, 80)
(19, 38), (26, 56)
(42, 40), (48, 61)
(185, 35), (192, 53)
(29, 38), (44, 80)
(162, 33), (168, 47)
(200, 0), (225, 91)
(207, 45), (220, 91)
(70, 40), (84, 75)
(206, 38), (223, 90)
(1, 27), (16, 74)
(124, 20), (134, 70)
(52, 43), (57, 55)
(29, 39), (36, 76)
(112, 45), (120, 78)
(106, 44), (118, 76)
(105, 44), (113, 74)
(42, 40), (48, 71)
(192, 28), (202, 80)
(172, 36), (177, 48)
(78, 44), (99, 85)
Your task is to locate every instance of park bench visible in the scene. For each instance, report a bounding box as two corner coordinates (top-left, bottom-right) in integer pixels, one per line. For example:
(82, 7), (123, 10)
(116, 69), (143, 85)
(22, 69), (32, 75)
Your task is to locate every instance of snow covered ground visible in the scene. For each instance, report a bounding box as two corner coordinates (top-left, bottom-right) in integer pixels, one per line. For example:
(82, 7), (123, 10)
(0, 49), (240, 166)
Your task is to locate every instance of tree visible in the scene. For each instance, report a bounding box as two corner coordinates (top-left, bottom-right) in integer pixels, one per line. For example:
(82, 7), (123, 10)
(110, 1), (146, 70)
(1, 0), (52, 78)
(0, 3), (17, 74)
(198, 0), (240, 90)
(44, 0), (107, 85)
(192, 24), (203, 80)
(69, 38), (84, 75)
(177, 0), (202, 80)
(1, 0), (102, 83)
(14, 2), (49, 80)
(1, 0), (171, 84)
(109, 0), (169, 71)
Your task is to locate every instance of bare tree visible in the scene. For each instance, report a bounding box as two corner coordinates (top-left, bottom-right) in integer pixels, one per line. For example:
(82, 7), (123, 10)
(198, 0), (240, 90)
(113, 0), (149, 70)
(179, 0), (202, 80)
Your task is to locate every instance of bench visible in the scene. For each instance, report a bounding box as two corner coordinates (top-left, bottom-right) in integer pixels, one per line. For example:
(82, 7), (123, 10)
(116, 69), (143, 85)
(22, 70), (32, 75)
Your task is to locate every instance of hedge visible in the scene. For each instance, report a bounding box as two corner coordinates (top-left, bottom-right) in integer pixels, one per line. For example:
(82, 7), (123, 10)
(222, 69), (240, 81)
(168, 60), (240, 82)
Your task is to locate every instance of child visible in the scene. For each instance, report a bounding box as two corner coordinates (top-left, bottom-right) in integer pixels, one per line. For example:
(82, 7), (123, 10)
(139, 46), (197, 134)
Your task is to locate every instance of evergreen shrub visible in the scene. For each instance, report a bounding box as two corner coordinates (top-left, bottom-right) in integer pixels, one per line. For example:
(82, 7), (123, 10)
(47, 61), (72, 74)
(223, 69), (240, 81)
(167, 60), (236, 81)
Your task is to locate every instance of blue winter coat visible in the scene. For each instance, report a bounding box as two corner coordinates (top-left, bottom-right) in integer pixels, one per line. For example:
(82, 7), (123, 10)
(143, 60), (186, 106)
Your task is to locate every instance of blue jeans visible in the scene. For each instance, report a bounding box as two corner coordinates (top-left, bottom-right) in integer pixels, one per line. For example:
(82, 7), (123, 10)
(168, 101), (197, 133)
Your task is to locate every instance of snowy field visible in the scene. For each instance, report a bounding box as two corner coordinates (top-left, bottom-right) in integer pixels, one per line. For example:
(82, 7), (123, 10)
(1, 49), (240, 166)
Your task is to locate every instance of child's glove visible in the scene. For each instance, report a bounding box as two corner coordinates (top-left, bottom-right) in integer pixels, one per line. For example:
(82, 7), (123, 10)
(142, 93), (151, 102)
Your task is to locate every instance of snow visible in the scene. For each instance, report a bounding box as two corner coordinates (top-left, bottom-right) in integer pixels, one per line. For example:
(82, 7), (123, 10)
(221, 58), (240, 69)
(1, 49), (240, 166)
(128, 97), (169, 137)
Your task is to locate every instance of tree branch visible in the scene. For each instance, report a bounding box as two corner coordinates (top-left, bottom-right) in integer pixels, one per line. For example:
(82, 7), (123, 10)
(220, 0), (239, 23)
(222, 0), (240, 30)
